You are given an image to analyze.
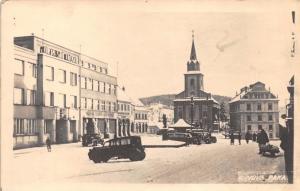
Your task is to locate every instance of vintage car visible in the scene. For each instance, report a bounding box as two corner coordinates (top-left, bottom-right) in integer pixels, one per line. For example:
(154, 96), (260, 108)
(82, 133), (104, 147)
(88, 136), (146, 163)
(260, 144), (280, 157)
(156, 128), (175, 135)
(202, 132), (217, 144)
(166, 132), (192, 143)
(186, 129), (217, 144)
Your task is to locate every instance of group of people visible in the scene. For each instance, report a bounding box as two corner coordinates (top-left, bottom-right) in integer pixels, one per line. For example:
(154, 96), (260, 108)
(229, 126), (269, 154)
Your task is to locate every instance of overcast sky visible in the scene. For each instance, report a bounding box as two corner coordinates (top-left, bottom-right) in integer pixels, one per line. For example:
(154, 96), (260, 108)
(3, 0), (297, 106)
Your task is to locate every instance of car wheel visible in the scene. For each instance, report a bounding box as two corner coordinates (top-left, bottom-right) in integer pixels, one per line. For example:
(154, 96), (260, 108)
(270, 152), (275, 157)
(129, 151), (146, 161)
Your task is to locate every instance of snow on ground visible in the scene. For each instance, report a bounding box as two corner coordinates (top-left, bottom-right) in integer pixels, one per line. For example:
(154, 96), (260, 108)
(6, 134), (286, 187)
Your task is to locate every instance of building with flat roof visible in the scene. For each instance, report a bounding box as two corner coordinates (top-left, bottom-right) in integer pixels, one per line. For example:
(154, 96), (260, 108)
(13, 35), (117, 149)
(229, 82), (279, 139)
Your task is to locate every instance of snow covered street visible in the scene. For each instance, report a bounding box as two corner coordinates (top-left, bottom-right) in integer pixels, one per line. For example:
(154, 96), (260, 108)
(6, 134), (286, 187)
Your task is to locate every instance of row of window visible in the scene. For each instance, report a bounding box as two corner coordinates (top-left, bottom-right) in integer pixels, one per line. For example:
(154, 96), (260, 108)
(14, 119), (38, 135)
(246, 103), (273, 111)
(230, 103), (274, 112)
(246, 114), (273, 122)
(45, 66), (78, 86)
(82, 61), (108, 74)
(135, 113), (148, 120)
(14, 88), (36, 105)
(118, 103), (131, 112)
(15, 58), (108, 80)
(247, 124), (273, 131)
(80, 76), (117, 95)
(244, 92), (275, 99)
(15, 59), (37, 78)
(14, 88), (78, 108)
(81, 97), (117, 112)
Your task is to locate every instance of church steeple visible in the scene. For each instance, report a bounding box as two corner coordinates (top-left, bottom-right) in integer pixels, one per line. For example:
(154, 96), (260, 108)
(190, 32), (197, 60)
(187, 30), (200, 71)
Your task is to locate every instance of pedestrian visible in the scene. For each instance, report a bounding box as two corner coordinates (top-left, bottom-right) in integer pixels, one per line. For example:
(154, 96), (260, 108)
(252, 132), (257, 142)
(245, 131), (251, 144)
(46, 136), (51, 152)
(257, 126), (269, 154)
(230, 132), (234, 145)
(238, 132), (241, 145)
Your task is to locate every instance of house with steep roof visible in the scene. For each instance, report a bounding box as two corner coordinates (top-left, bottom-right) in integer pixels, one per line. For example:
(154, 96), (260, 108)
(229, 81), (280, 139)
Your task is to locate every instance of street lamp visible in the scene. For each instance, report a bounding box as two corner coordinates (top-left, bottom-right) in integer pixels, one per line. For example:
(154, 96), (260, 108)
(190, 96), (194, 131)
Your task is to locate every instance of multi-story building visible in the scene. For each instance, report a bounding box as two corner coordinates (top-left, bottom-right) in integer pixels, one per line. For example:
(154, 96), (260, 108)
(133, 99), (149, 133)
(116, 86), (135, 136)
(80, 55), (117, 139)
(173, 35), (220, 131)
(229, 82), (279, 139)
(13, 35), (117, 149)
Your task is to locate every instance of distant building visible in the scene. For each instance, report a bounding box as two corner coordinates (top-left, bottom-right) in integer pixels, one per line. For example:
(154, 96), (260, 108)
(133, 99), (149, 133)
(147, 103), (174, 134)
(116, 86), (135, 136)
(173, 35), (220, 131)
(229, 82), (279, 139)
(147, 103), (174, 124)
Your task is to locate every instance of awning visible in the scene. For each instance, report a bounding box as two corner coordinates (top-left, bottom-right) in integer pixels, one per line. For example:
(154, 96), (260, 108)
(169, 119), (191, 128)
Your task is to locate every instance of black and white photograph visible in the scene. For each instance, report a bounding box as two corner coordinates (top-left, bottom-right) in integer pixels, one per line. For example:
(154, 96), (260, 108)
(0, 0), (299, 191)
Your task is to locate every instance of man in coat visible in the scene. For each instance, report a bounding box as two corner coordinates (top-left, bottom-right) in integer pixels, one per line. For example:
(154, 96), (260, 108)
(245, 131), (251, 144)
(46, 136), (51, 152)
(257, 126), (269, 154)
(230, 132), (234, 145)
(252, 132), (257, 142)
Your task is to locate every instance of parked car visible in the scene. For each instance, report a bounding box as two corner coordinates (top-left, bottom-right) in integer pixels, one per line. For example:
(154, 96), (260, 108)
(82, 133), (104, 147)
(88, 136), (146, 163)
(202, 132), (217, 144)
(186, 129), (217, 144)
(166, 132), (192, 143)
(156, 128), (175, 135)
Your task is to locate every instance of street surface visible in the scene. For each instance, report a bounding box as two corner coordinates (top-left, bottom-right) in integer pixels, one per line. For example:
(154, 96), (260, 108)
(7, 134), (286, 185)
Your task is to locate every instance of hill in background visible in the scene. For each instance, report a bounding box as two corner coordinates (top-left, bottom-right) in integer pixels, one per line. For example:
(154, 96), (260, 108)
(139, 94), (231, 114)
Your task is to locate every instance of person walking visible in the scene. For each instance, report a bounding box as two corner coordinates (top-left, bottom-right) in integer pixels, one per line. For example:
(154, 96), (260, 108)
(238, 132), (242, 145)
(257, 126), (269, 154)
(46, 136), (51, 152)
(245, 131), (251, 144)
(252, 132), (257, 142)
(230, 132), (234, 145)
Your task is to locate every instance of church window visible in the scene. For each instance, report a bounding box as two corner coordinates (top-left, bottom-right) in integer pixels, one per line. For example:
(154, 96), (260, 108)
(190, 79), (195, 88)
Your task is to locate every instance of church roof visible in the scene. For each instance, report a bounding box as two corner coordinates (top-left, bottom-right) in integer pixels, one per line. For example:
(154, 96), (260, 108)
(190, 39), (197, 60)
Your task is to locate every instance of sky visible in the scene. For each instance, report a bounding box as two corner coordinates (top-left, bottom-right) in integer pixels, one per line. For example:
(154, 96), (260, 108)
(3, 0), (298, 106)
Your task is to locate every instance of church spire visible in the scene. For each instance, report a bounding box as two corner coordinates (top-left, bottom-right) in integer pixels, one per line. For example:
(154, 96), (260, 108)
(190, 30), (197, 60)
(187, 30), (200, 71)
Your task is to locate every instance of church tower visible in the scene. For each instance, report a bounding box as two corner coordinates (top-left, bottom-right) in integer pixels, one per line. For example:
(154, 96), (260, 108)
(184, 32), (204, 97)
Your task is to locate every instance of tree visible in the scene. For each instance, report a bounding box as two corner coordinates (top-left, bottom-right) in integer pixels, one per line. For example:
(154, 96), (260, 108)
(162, 114), (167, 128)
